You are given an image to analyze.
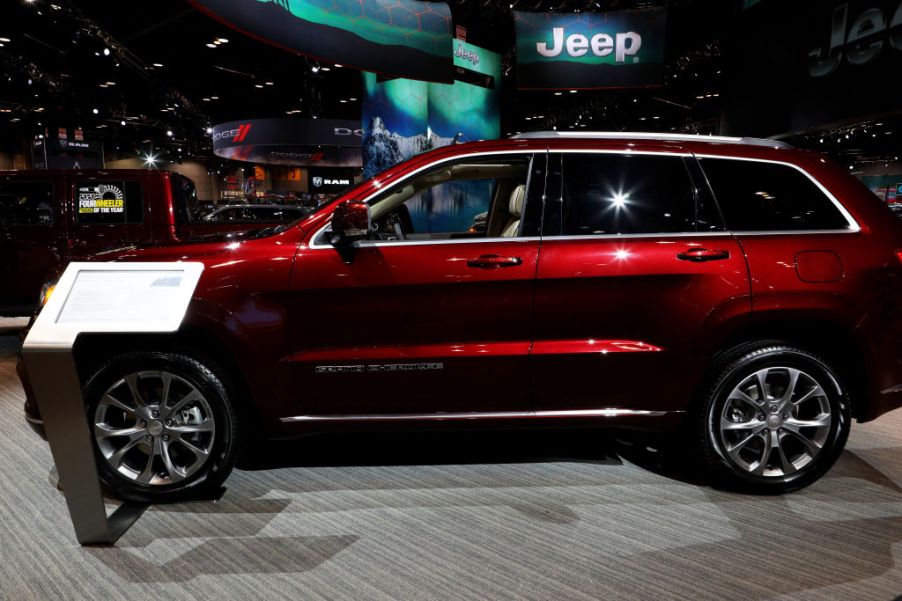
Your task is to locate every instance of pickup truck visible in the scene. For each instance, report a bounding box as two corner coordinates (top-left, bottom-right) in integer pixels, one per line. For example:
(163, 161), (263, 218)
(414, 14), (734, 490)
(0, 169), (267, 316)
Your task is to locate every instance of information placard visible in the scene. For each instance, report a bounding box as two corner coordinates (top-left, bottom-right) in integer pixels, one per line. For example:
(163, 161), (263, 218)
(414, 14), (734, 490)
(25, 262), (205, 349)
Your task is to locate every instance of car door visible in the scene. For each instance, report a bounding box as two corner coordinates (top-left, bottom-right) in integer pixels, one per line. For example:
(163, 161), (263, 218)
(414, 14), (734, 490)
(0, 176), (65, 313)
(287, 152), (545, 417)
(531, 150), (751, 415)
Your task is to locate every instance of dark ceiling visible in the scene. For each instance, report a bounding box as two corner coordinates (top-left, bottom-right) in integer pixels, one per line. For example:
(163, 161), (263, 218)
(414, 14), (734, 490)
(0, 0), (896, 171)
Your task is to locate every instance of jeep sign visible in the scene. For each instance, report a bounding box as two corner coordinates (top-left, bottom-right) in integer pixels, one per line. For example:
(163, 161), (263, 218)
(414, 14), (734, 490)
(515, 8), (667, 90)
(808, 1), (902, 77)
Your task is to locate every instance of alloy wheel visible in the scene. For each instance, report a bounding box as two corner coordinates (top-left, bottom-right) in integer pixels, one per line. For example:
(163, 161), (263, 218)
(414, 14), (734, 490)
(93, 370), (216, 486)
(716, 366), (833, 478)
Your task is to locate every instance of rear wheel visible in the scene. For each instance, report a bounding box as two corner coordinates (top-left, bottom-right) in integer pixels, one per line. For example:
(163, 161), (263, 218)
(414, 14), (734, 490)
(697, 343), (851, 493)
(85, 351), (240, 502)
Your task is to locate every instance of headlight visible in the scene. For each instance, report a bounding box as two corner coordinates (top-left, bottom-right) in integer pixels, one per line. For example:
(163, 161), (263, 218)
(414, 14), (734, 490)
(39, 281), (57, 308)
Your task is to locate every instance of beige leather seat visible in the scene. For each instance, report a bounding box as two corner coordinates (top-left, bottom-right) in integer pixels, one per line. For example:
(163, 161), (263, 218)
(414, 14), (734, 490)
(501, 184), (526, 237)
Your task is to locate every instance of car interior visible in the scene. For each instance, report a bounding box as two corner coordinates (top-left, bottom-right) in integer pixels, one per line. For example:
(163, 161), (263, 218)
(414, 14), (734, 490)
(366, 158), (531, 241)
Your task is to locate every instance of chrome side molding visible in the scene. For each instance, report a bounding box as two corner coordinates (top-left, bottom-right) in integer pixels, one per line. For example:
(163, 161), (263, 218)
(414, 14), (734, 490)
(280, 408), (674, 423)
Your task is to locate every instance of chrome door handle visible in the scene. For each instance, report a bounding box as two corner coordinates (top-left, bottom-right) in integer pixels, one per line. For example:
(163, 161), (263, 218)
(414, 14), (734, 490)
(467, 254), (523, 269)
(677, 248), (730, 262)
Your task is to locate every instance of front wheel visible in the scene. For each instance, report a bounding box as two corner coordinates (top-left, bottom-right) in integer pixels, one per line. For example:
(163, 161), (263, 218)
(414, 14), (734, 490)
(85, 351), (241, 503)
(697, 343), (851, 493)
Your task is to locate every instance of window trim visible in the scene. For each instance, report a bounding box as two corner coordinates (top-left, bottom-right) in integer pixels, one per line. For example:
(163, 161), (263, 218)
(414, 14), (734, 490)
(694, 153), (861, 234)
(0, 180), (56, 228)
(308, 149), (540, 249)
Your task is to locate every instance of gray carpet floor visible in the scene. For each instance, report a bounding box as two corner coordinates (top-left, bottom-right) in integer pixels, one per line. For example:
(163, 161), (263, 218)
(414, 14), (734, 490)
(2, 316), (902, 600)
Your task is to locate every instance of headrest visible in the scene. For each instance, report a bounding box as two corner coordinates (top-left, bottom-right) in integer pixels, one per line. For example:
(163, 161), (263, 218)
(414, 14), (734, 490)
(509, 184), (526, 217)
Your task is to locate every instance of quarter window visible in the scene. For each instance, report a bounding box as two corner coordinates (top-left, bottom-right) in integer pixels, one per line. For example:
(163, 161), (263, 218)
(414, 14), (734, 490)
(76, 181), (143, 224)
(0, 181), (54, 226)
(557, 154), (702, 236)
(699, 158), (850, 231)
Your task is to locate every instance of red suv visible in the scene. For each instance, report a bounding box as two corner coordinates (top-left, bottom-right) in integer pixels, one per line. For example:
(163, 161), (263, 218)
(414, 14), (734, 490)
(19, 133), (902, 500)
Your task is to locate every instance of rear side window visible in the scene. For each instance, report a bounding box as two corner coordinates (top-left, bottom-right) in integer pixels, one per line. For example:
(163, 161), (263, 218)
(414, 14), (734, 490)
(171, 177), (200, 223)
(699, 158), (850, 231)
(557, 154), (704, 236)
(76, 181), (143, 224)
(0, 181), (54, 226)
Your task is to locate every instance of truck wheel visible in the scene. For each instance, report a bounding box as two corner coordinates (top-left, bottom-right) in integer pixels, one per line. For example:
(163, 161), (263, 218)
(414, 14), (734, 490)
(697, 343), (851, 493)
(84, 351), (240, 503)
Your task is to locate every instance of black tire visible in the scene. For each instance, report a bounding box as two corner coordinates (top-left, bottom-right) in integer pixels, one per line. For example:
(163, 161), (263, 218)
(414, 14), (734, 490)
(84, 351), (241, 503)
(696, 342), (851, 494)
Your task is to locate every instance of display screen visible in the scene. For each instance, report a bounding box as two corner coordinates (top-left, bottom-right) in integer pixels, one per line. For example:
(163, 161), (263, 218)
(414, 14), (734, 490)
(514, 8), (667, 90)
(190, 0), (454, 83)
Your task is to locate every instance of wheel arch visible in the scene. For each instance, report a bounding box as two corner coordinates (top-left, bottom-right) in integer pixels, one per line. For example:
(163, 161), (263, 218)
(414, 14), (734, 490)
(710, 313), (869, 420)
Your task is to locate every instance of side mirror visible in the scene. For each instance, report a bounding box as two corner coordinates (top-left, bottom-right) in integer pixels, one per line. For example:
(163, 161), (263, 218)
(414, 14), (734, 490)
(329, 200), (370, 246)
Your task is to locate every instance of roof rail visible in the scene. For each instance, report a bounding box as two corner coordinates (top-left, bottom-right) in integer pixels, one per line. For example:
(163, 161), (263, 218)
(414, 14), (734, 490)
(510, 131), (792, 149)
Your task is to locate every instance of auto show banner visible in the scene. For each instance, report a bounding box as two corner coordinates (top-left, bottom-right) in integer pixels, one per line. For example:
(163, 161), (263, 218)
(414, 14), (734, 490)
(722, 0), (902, 136)
(189, 0), (454, 83)
(428, 39), (502, 143)
(514, 8), (667, 90)
(361, 40), (500, 179)
(211, 118), (362, 167)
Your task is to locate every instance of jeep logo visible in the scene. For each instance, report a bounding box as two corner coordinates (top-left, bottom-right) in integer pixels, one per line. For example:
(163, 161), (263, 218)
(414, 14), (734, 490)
(536, 28), (642, 63)
(809, 1), (902, 77)
(455, 43), (479, 66)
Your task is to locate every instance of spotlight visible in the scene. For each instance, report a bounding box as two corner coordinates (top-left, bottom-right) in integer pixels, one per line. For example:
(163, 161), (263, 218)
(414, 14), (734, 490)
(206, 127), (213, 134)
(92, 108), (99, 114)
(103, 47), (110, 56)
(120, 120), (125, 126)
(166, 130), (173, 137)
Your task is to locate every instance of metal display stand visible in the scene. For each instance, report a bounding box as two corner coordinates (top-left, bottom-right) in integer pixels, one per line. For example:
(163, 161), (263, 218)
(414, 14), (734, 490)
(22, 262), (205, 545)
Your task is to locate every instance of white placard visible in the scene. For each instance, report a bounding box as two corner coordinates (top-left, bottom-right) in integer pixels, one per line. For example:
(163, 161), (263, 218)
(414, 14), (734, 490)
(24, 262), (205, 349)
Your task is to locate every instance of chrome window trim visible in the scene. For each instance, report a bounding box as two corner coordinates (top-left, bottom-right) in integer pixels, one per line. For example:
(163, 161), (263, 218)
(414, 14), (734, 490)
(308, 148), (696, 250)
(307, 148), (860, 249)
(693, 153), (861, 233)
(308, 149), (540, 249)
(280, 408), (673, 423)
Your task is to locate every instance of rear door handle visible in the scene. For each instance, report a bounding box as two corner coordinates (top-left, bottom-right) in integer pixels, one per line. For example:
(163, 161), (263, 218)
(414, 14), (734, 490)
(467, 254), (523, 269)
(677, 248), (730, 262)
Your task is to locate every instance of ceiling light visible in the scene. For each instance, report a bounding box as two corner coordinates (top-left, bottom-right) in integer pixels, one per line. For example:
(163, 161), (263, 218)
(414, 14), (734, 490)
(569, 89), (577, 93)
(213, 40), (221, 45)
(349, 97), (357, 101)
(0, 37), (10, 42)
(334, 64), (343, 68)
(206, 127), (213, 134)
(210, 96), (219, 100)
(120, 120), (126, 125)
(206, 43), (217, 48)
(255, 84), (264, 88)
(311, 65), (320, 72)
(554, 91), (562, 96)
(340, 99), (347, 103)
(321, 67), (331, 71)
(166, 130), (173, 137)
(103, 47), (110, 56)
(152, 63), (163, 67)
(92, 108), (99, 114)
(265, 81), (274, 86)
(217, 37), (229, 43)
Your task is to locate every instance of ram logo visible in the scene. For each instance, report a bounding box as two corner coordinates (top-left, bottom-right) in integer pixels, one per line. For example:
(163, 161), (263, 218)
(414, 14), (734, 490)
(312, 176), (323, 188)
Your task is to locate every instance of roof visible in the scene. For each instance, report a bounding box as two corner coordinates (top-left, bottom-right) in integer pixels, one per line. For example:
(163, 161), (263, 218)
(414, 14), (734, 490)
(511, 131), (791, 149)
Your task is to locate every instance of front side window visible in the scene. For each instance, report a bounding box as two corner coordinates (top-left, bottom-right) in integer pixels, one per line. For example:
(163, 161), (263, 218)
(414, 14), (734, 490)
(363, 155), (534, 242)
(551, 153), (702, 236)
(76, 181), (143, 224)
(699, 158), (850, 231)
(0, 181), (54, 226)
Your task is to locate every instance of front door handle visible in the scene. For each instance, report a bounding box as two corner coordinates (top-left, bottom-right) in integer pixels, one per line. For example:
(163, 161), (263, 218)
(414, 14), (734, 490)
(467, 254), (523, 269)
(677, 248), (730, 262)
